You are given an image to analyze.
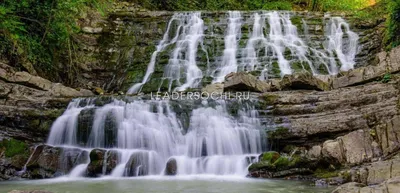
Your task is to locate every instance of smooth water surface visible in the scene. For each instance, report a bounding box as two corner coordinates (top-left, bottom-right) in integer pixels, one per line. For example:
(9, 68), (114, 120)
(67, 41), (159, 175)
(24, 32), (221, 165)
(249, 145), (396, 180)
(0, 176), (334, 193)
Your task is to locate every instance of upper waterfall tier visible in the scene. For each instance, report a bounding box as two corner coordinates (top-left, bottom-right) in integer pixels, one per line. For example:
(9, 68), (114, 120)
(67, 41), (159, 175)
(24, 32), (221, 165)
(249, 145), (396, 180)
(45, 97), (265, 177)
(126, 11), (359, 94)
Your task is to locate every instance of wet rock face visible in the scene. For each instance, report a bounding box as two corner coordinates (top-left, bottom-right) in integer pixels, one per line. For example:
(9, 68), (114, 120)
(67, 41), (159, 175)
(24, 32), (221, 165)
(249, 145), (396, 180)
(165, 158), (177, 176)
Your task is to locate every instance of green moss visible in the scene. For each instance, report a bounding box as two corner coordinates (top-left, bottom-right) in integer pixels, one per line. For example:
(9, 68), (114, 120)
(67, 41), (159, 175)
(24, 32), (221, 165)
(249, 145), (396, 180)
(262, 94), (279, 105)
(314, 168), (339, 178)
(261, 151), (280, 163)
(273, 156), (291, 170)
(267, 126), (290, 140)
(271, 62), (281, 77)
(248, 161), (275, 171)
(290, 16), (302, 27)
(0, 139), (28, 158)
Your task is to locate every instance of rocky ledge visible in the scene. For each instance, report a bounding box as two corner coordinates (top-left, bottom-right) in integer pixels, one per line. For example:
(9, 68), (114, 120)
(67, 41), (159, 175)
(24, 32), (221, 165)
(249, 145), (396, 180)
(0, 60), (94, 143)
(239, 47), (400, 191)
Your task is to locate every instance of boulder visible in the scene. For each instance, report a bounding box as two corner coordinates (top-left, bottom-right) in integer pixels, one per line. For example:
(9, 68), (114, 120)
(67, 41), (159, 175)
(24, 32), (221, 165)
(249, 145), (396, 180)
(86, 149), (118, 177)
(321, 140), (345, 164)
(279, 72), (331, 91)
(339, 130), (373, 165)
(50, 83), (84, 97)
(307, 145), (322, 159)
(201, 83), (223, 94)
(87, 149), (106, 177)
(125, 152), (149, 177)
(25, 145), (62, 178)
(24, 145), (85, 178)
(165, 158), (177, 176)
(224, 72), (271, 93)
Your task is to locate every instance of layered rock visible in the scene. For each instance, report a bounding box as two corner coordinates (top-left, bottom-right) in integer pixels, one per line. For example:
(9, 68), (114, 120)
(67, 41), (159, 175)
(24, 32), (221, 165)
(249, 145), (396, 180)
(333, 177), (400, 193)
(0, 61), (94, 143)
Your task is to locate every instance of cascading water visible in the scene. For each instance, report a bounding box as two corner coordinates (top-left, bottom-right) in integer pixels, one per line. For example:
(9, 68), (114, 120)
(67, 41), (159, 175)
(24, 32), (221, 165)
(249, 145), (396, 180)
(212, 11), (242, 83)
(324, 16), (359, 72)
(127, 14), (182, 94)
(159, 12), (207, 92)
(45, 98), (265, 178)
(127, 11), (359, 92)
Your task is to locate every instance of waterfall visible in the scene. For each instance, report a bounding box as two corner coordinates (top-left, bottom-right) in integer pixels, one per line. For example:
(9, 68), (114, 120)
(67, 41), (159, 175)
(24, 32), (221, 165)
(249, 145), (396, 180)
(325, 16), (359, 72)
(212, 11), (242, 83)
(46, 98), (265, 178)
(127, 11), (359, 92)
(144, 12), (206, 92)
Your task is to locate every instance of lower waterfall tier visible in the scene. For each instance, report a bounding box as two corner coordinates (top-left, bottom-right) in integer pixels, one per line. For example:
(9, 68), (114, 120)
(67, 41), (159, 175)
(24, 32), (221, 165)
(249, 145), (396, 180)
(23, 97), (266, 178)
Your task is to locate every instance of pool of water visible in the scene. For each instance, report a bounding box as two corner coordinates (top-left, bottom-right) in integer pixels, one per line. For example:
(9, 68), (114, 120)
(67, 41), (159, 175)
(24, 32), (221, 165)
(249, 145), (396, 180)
(0, 176), (335, 193)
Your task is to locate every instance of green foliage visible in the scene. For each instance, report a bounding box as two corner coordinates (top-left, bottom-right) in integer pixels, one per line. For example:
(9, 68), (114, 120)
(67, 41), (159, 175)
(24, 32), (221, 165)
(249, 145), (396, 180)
(315, 0), (369, 11)
(386, 0), (400, 48)
(262, 1), (293, 10)
(314, 168), (339, 178)
(0, 139), (28, 158)
(382, 73), (392, 83)
(137, 0), (372, 11)
(0, 0), (109, 82)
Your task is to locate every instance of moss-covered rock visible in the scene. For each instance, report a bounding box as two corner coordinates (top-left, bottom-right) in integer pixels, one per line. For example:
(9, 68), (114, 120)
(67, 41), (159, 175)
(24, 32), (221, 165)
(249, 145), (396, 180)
(0, 139), (29, 158)
(248, 151), (313, 178)
(87, 149), (106, 177)
(260, 151), (280, 163)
